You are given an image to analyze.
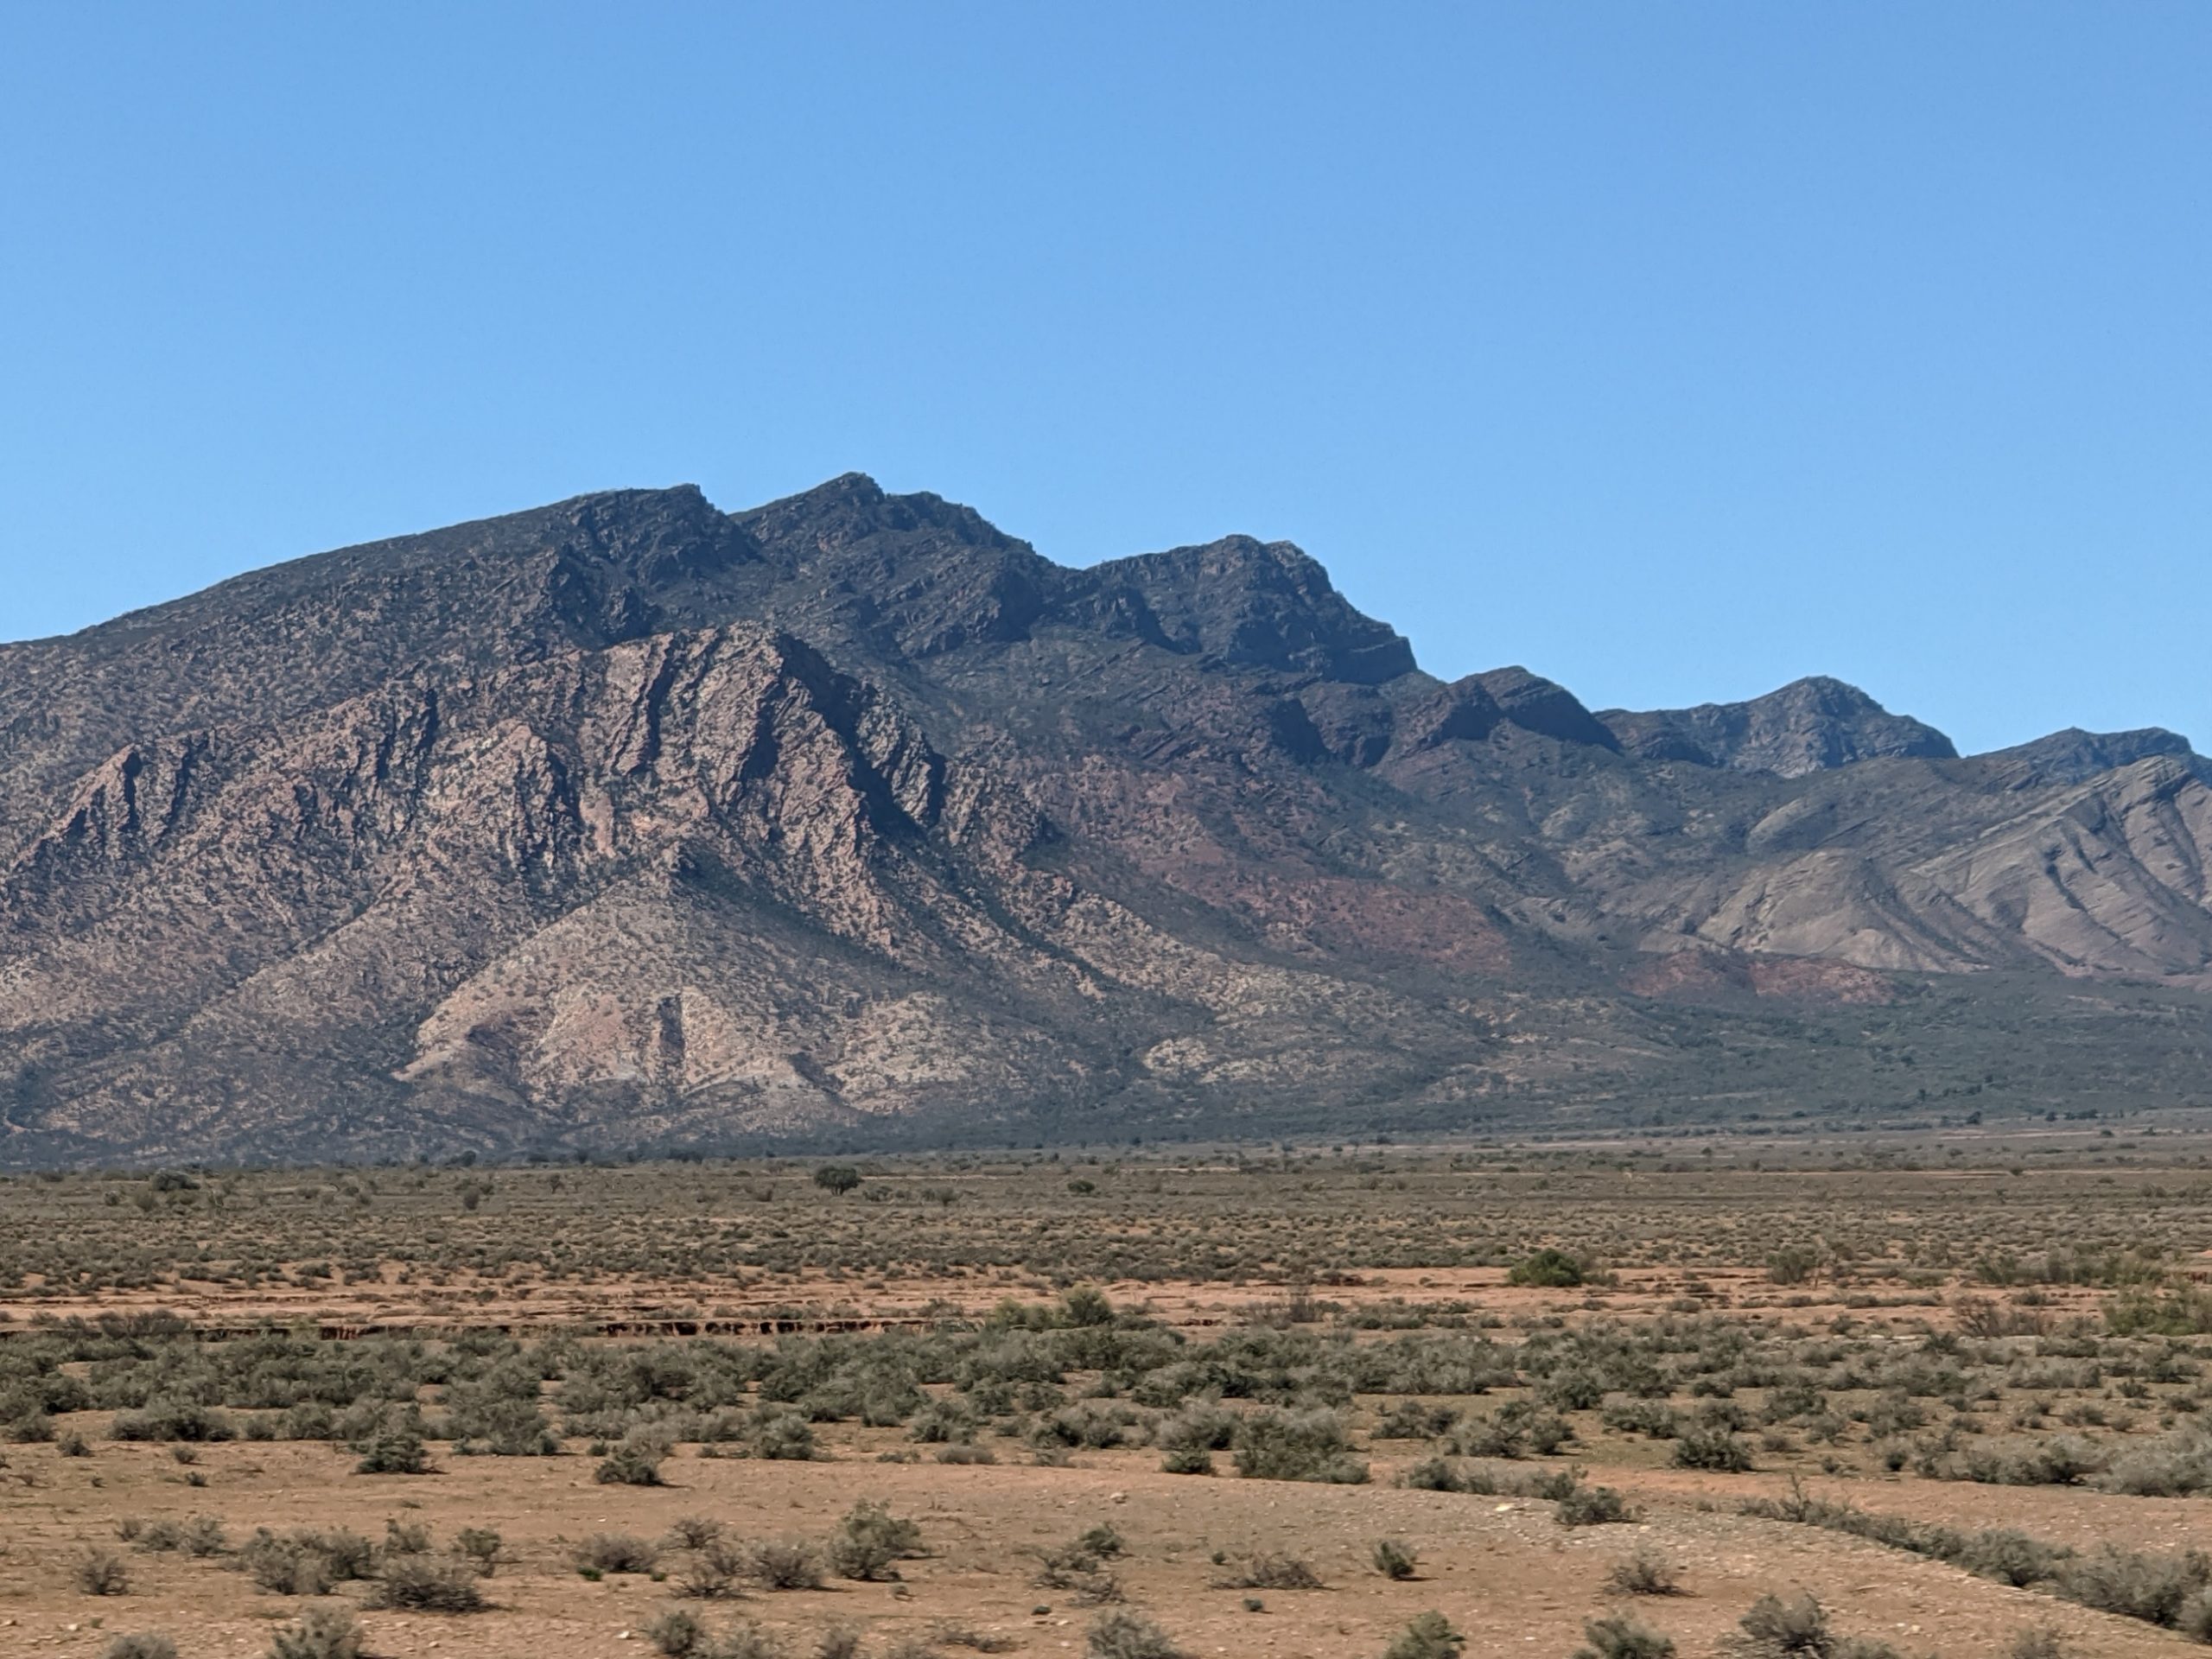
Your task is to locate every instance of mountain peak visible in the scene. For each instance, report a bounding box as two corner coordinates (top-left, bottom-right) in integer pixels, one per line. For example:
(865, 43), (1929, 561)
(1773, 675), (1883, 710)
(737, 474), (1019, 564)
(772, 470), (886, 510)
(1468, 667), (1620, 749)
(1079, 535), (1416, 684)
(1599, 677), (1955, 777)
(1972, 725), (2201, 787)
(555, 484), (759, 584)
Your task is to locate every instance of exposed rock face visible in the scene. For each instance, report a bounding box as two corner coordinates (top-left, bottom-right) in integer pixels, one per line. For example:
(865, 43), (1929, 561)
(1470, 669), (1621, 750)
(1, 476), (2207, 1163)
(1600, 677), (1959, 775)
(1070, 537), (1417, 683)
(1966, 727), (2202, 790)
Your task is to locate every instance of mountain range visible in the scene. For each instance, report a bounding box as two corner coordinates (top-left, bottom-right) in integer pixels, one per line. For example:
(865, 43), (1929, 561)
(3, 474), (2207, 1164)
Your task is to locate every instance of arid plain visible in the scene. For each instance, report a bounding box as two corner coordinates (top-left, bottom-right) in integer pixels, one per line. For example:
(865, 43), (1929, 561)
(3, 1127), (2211, 1659)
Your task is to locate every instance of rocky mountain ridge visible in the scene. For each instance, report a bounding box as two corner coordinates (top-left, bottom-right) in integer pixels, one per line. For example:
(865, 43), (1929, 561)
(1599, 677), (1959, 776)
(3, 475), (2207, 1163)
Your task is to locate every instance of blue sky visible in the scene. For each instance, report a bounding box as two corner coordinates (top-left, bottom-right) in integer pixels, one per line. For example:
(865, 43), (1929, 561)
(3, 3), (2206, 754)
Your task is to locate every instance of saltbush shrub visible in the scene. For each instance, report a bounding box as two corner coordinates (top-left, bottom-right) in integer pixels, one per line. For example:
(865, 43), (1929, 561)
(829, 1500), (922, 1581)
(1382, 1613), (1466, 1659)
(1231, 1408), (1368, 1484)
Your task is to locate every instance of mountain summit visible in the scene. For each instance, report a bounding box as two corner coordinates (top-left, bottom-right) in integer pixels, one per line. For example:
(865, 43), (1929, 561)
(2, 479), (2206, 1164)
(1600, 677), (1958, 776)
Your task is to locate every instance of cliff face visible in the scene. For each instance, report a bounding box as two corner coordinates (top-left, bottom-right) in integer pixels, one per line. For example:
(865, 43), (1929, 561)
(2, 476), (2207, 1163)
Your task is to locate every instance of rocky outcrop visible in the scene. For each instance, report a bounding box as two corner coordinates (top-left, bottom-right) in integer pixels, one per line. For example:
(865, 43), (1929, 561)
(1470, 668), (1620, 750)
(1600, 677), (1957, 776)
(732, 473), (1055, 660)
(1073, 537), (1416, 684)
(1966, 727), (2201, 790)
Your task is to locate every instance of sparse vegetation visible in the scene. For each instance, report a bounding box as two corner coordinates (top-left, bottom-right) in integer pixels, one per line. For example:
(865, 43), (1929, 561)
(1372, 1538), (1419, 1581)
(1509, 1249), (1586, 1288)
(1232, 1408), (1368, 1484)
(2056, 1544), (2212, 1628)
(673, 1535), (747, 1599)
(1382, 1612), (1466, 1659)
(353, 1427), (429, 1474)
(594, 1428), (672, 1486)
(1034, 1523), (1127, 1604)
(453, 1526), (502, 1575)
(648, 1609), (708, 1657)
(829, 1500), (923, 1581)
(753, 1539), (827, 1590)
(1607, 1547), (1681, 1597)
(266, 1605), (364, 1659)
(574, 1534), (663, 1575)
(1557, 1484), (1636, 1527)
(1739, 1592), (1834, 1657)
(1672, 1427), (1752, 1472)
(1217, 1553), (1323, 1590)
(1574, 1615), (1675, 1659)
(371, 1549), (487, 1613)
(1, 1147), (2208, 1656)
(1087, 1609), (1186, 1659)
(74, 1548), (130, 1596)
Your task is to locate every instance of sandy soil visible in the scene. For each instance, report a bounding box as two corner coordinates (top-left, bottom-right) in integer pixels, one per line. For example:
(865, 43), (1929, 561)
(0, 1421), (2194, 1659)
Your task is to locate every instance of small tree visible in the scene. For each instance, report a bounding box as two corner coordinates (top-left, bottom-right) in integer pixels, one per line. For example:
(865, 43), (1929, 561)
(1767, 1245), (1823, 1287)
(1508, 1249), (1585, 1288)
(813, 1165), (862, 1198)
(1061, 1286), (1116, 1326)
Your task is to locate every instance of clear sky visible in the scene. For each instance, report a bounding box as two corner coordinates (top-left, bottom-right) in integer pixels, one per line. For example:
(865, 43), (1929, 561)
(3, 3), (2207, 755)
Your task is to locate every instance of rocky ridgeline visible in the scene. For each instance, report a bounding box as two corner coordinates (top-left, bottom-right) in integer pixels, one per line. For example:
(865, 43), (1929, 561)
(0, 476), (2206, 1160)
